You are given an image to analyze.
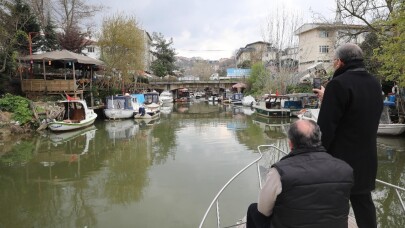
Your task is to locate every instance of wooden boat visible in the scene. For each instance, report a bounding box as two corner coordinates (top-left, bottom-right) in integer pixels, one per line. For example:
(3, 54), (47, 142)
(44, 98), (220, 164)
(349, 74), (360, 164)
(48, 99), (97, 132)
(252, 95), (291, 118)
(104, 94), (140, 119)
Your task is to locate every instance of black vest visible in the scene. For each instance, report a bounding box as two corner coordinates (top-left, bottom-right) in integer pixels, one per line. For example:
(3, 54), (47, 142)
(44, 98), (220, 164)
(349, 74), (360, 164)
(271, 147), (353, 228)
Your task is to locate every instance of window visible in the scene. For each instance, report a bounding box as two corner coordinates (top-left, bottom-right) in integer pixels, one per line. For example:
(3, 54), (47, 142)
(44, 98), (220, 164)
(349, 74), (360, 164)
(319, 30), (329, 38)
(87, 47), (95, 53)
(319, 45), (329, 53)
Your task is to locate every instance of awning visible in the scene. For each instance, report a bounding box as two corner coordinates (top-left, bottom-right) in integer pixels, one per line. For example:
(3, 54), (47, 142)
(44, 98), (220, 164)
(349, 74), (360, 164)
(20, 49), (104, 66)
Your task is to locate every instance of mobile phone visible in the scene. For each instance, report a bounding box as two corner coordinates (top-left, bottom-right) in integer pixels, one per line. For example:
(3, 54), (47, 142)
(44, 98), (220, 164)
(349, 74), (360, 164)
(313, 78), (321, 89)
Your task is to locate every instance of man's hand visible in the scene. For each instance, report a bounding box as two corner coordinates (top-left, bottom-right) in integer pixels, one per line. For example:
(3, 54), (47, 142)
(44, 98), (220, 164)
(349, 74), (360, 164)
(313, 86), (325, 102)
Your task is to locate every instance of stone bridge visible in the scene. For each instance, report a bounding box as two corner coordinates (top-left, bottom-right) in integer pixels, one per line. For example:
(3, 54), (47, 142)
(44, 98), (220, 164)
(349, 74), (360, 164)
(148, 79), (245, 93)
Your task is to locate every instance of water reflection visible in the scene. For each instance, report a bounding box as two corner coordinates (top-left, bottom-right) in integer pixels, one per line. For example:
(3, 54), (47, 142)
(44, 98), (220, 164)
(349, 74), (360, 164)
(375, 135), (405, 227)
(105, 119), (139, 142)
(160, 103), (174, 116)
(0, 102), (403, 227)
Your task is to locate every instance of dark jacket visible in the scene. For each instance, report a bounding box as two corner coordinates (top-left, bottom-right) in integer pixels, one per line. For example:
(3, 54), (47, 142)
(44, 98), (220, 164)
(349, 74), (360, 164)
(317, 60), (383, 194)
(271, 147), (353, 228)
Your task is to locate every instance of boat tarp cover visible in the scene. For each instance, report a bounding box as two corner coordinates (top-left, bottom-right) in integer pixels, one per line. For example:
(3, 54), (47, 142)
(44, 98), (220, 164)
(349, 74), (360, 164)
(106, 96), (132, 109)
(132, 94), (145, 104)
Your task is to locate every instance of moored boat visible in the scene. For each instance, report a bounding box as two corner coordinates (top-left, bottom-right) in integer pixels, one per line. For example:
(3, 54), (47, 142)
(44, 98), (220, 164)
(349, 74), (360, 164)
(134, 103), (161, 119)
(241, 95), (256, 107)
(252, 95), (291, 118)
(133, 92), (161, 119)
(103, 94), (140, 119)
(298, 106), (405, 136)
(159, 90), (174, 104)
(377, 123), (405, 135)
(48, 98), (97, 132)
(284, 93), (319, 117)
(230, 93), (243, 105)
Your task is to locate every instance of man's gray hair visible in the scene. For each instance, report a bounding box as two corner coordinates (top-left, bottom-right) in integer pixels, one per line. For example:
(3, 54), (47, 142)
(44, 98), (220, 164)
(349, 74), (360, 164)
(335, 43), (364, 64)
(287, 119), (322, 149)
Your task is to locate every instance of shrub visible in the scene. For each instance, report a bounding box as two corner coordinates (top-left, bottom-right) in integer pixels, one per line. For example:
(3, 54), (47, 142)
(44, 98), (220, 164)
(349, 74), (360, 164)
(0, 93), (33, 125)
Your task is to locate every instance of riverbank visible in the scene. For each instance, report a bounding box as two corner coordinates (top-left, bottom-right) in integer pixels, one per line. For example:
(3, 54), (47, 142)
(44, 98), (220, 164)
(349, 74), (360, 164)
(0, 111), (34, 156)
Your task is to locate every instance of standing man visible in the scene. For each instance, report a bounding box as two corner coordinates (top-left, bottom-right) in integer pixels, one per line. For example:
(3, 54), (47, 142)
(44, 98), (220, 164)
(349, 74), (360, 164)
(246, 119), (353, 228)
(313, 43), (383, 228)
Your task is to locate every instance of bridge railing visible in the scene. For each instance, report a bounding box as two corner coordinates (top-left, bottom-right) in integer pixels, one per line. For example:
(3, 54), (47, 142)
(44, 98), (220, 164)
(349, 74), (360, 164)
(148, 78), (245, 84)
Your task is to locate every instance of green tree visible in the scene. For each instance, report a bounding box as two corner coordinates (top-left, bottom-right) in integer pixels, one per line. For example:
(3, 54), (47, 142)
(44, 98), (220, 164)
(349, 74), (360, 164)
(13, 0), (41, 55)
(375, 2), (405, 86)
(247, 62), (271, 96)
(0, 0), (40, 95)
(360, 32), (381, 77)
(40, 13), (59, 52)
(150, 32), (177, 77)
(98, 14), (145, 91)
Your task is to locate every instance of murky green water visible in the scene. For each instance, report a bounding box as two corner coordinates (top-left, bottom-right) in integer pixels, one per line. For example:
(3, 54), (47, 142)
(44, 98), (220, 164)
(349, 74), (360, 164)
(0, 102), (404, 227)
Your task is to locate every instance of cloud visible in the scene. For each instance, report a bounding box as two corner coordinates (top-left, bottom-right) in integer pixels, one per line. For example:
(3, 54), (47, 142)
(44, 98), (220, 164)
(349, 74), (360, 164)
(93, 0), (337, 60)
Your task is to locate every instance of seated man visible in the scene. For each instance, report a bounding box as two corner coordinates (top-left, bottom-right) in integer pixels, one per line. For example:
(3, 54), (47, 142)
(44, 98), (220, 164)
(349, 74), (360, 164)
(246, 119), (354, 228)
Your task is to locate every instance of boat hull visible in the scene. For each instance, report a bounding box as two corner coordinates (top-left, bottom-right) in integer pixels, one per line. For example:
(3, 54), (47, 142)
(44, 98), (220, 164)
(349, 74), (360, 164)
(134, 111), (160, 119)
(48, 115), (97, 132)
(254, 108), (291, 118)
(242, 95), (256, 107)
(377, 124), (405, 136)
(104, 109), (135, 119)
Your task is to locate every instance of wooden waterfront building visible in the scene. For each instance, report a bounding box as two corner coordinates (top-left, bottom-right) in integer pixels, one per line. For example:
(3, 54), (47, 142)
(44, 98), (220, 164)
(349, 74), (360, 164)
(19, 50), (104, 101)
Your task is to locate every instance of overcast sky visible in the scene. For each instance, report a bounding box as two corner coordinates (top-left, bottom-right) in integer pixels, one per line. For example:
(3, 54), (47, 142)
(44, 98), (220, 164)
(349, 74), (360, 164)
(92, 0), (337, 60)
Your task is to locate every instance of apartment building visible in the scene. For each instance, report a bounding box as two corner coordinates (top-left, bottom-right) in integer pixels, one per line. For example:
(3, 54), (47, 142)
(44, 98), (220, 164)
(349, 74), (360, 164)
(142, 30), (155, 73)
(235, 41), (277, 66)
(295, 22), (366, 72)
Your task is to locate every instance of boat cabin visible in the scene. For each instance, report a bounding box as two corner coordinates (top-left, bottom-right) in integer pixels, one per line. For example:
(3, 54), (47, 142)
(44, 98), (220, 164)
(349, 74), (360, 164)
(144, 92), (160, 105)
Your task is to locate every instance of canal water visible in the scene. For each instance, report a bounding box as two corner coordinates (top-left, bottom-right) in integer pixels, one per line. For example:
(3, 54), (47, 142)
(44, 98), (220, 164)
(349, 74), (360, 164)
(0, 101), (404, 227)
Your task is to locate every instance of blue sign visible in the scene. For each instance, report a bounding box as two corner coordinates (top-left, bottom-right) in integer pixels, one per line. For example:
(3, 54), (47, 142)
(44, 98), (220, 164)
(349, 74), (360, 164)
(226, 68), (251, 77)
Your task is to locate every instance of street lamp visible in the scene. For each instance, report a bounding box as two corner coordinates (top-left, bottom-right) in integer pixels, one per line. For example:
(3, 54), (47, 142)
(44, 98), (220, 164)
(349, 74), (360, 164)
(28, 31), (42, 78)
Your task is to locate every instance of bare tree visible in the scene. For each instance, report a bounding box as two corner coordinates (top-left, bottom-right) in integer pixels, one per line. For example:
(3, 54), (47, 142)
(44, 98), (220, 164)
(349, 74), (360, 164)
(26, 0), (52, 29)
(53, 0), (102, 34)
(337, 0), (398, 32)
(261, 3), (303, 94)
(186, 60), (213, 80)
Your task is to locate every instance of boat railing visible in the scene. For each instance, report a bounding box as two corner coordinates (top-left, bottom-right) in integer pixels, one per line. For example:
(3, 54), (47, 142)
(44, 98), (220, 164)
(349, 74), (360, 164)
(198, 144), (285, 228)
(199, 144), (405, 228)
